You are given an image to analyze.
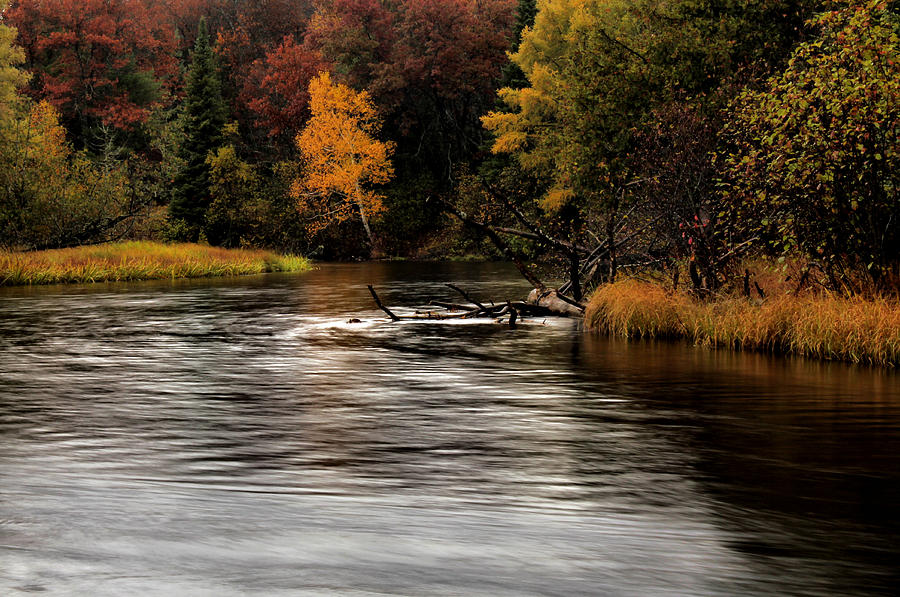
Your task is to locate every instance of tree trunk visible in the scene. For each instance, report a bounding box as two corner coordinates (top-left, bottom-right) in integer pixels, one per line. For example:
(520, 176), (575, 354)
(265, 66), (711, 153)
(355, 180), (375, 249)
(358, 202), (374, 247)
(607, 215), (618, 282)
(569, 250), (582, 302)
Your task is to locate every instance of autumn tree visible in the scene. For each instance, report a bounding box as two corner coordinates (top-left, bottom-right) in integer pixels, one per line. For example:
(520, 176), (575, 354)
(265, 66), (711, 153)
(149, 0), (213, 58)
(1, 0), (29, 120)
(207, 0), (314, 144)
(1, 19), (142, 251)
(6, 0), (176, 143)
(203, 143), (262, 248)
(305, 0), (515, 179)
(0, 5), (32, 243)
(722, 0), (900, 292)
(301, 0), (394, 96)
(244, 37), (326, 142)
(481, 0), (820, 287)
(168, 17), (228, 242)
(147, 0), (312, 62)
(292, 72), (393, 250)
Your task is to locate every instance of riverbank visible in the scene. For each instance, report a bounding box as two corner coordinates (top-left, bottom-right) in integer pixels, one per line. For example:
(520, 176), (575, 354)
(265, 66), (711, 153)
(584, 278), (900, 367)
(0, 241), (311, 286)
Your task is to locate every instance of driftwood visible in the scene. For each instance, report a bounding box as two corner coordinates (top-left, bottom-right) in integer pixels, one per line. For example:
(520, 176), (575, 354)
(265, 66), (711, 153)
(367, 283), (579, 326)
(526, 288), (585, 317)
(430, 300), (475, 311)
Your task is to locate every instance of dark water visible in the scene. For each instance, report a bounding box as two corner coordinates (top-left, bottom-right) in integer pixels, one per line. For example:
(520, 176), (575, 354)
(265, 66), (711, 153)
(1, 263), (899, 596)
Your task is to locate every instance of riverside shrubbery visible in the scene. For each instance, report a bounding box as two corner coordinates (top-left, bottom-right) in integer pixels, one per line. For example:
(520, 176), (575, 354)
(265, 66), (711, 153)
(585, 277), (900, 367)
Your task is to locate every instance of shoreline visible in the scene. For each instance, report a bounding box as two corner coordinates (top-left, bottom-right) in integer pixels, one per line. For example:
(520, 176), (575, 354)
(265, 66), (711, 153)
(0, 241), (311, 286)
(584, 279), (900, 368)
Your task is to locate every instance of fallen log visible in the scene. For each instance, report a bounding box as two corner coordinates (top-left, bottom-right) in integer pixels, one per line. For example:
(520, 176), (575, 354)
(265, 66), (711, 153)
(367, 284), (582, 323)
(368, 285), (494, 321)
(410, 310), (474, 320)
(430, 300), (478, 312)
(509, 301), (556, 317)
(526, 288), (586, 318)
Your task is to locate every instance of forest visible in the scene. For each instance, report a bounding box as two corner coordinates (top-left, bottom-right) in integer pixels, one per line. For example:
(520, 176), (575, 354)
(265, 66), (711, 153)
(0, 0), (898, 301)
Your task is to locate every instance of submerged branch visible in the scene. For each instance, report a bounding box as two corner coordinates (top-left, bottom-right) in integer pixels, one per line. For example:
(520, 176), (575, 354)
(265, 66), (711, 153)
(446, 283), (487, 310)
(367, 285), (400, 321)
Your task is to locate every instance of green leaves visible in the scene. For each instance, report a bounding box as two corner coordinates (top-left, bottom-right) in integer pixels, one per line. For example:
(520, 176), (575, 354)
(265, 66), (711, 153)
(722, 1), (900, 290)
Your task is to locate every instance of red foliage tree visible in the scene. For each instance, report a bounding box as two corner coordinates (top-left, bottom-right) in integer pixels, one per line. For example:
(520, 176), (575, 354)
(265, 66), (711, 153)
(304, 0), (516, 176)
(244, 37), (326, 139)
(302, 0), (396, 93)
(7, 0), (177, 137)
(204, 1), (315, 141)
(150, 0), (213, 55)
(151, 0), (313, 58)
(392, 0), (515, 100)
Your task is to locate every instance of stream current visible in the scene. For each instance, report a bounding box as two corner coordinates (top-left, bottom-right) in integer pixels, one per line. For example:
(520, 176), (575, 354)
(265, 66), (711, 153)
(1, 262), (899, 595)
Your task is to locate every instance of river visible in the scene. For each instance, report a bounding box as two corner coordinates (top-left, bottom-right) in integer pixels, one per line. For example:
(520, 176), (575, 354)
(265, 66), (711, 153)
(1, 262), (898, 595)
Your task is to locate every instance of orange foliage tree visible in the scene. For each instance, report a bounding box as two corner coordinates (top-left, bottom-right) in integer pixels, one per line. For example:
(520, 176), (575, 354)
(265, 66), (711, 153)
(292, 72), (393, 249)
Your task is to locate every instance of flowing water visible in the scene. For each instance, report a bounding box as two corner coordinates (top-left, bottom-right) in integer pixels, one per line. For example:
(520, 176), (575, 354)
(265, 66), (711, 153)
(1, 262), (899, 596)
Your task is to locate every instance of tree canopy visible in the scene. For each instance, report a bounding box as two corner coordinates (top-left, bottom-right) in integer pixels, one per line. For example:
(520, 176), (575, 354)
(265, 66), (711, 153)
(3, 0), (899, 295)
(292, 71), (394, 248)
(723, 0), (900, 291)
(6, 0), (176, 141)
(0, 3), (29, 120)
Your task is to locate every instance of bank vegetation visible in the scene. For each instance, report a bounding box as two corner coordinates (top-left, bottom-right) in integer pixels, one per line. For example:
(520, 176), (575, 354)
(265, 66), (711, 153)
(584, 271), (900, 367)
(0, 241), (309, 286)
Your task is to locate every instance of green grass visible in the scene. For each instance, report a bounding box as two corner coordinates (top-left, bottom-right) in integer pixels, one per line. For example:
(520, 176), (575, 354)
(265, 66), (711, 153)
(0, 241), (311, 286)
(584, 278), (900, 367)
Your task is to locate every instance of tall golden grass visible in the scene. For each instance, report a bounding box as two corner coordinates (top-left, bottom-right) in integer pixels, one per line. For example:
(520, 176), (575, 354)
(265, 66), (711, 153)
(0, 241), (310, 286)
(585, 278), (900, 367)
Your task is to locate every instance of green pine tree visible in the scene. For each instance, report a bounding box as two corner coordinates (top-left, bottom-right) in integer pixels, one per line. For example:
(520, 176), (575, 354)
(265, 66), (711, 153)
(499, 0), (537, 90)
(168, 17), (227, 242)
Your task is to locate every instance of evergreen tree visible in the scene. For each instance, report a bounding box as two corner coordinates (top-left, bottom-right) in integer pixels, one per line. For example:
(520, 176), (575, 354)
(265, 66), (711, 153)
(512, 0), (538, 45)
(499, 0), (537, 90)
(169, 17), (227, 242)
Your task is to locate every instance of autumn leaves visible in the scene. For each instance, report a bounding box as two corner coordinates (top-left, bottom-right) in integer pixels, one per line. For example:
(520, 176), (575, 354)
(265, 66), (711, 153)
(2, 0), (519, 255)
(292, 73), (394, 247)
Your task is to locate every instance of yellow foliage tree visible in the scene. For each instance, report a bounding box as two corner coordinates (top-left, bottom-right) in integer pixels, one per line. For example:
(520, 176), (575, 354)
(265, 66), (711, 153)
(292, 71), (394, 248)
(0, 12), (73, 247)
(481, 0), (585, 211)
(0, 99), (134, 249)
(0, 2), (30, 123)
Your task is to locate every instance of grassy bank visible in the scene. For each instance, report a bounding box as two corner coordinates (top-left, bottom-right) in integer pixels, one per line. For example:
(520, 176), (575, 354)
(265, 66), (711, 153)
(585, 278), (900, 367)
(0, 241), (311, 286)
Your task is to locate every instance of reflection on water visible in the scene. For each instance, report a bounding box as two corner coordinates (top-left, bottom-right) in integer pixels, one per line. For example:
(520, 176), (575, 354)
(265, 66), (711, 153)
(1, 263), (898, 595)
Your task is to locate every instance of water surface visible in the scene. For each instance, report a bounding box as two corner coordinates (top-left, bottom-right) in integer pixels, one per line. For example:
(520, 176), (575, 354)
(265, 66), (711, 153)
(1, 263), (899, 595)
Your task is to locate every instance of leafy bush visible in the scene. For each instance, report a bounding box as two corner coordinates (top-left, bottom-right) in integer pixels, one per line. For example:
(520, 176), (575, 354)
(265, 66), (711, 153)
(723, 1), (900, 292)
